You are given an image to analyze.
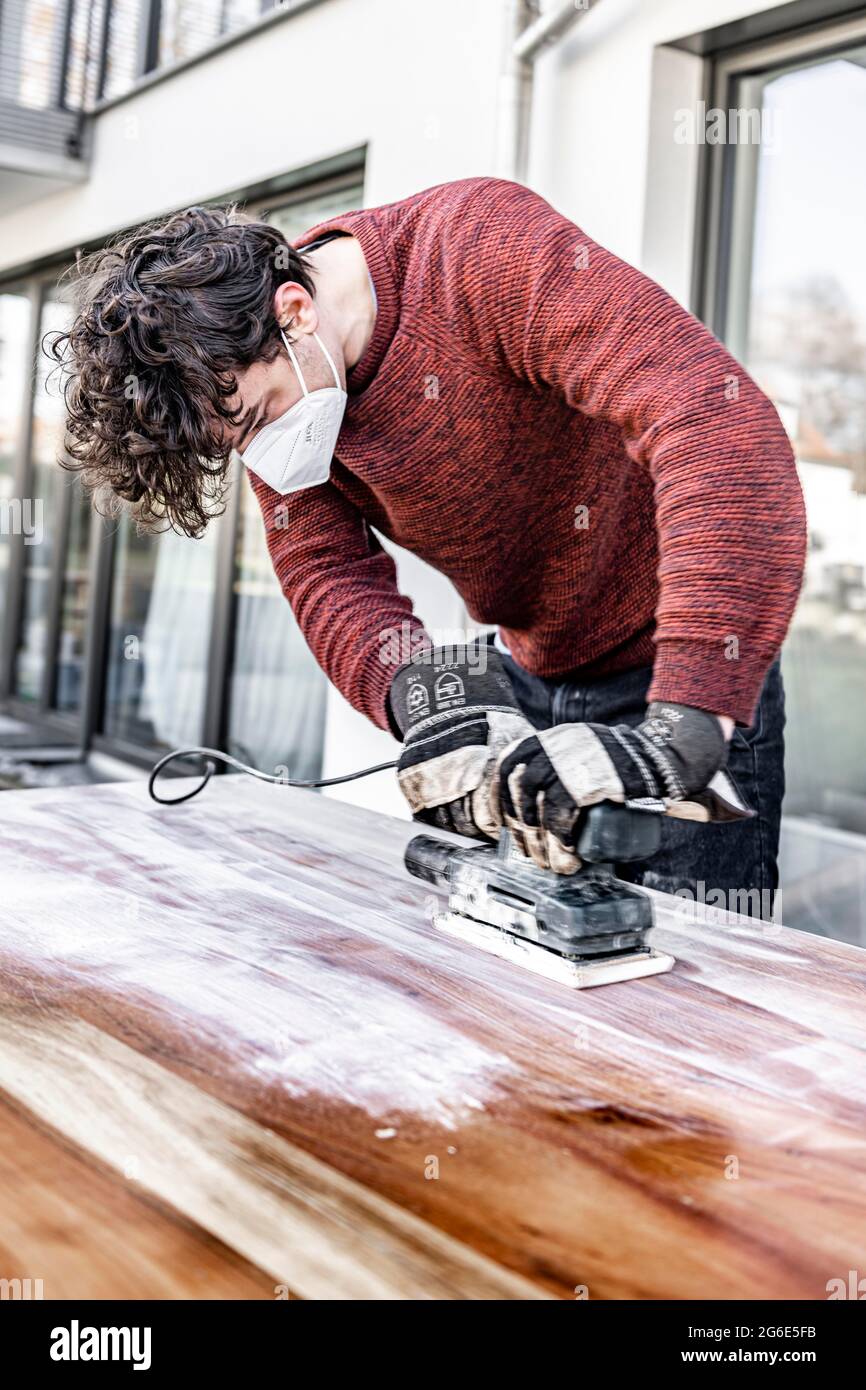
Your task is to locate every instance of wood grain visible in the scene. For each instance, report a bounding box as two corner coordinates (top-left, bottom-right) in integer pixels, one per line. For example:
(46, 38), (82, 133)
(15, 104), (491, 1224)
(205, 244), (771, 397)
(0, 1006), (544, 1301)
(1, 776), (865, 1299)
(0, 1094), (276, 1300)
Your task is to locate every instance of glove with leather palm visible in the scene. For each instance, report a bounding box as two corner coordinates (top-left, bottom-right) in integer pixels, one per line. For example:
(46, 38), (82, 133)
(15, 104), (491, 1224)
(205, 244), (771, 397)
(389, 643), (533, 839)
(496, 702), (753, 873)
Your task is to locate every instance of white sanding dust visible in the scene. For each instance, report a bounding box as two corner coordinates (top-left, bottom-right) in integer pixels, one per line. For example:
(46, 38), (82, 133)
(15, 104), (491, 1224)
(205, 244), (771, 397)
(1, 801), (516, 1129)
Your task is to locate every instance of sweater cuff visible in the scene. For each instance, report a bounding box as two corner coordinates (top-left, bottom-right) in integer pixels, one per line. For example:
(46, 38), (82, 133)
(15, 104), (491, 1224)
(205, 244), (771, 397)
(357, 624), (433, 736)
(648, 638), (778, 729)
(359, 646), (406, 736)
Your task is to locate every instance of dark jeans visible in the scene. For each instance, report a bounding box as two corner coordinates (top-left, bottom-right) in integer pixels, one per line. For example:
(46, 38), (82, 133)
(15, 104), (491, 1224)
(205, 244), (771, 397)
(499, 652), (786, 920)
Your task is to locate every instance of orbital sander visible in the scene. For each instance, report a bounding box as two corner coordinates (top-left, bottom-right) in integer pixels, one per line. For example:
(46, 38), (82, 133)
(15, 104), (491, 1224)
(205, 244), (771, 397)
(148, 747), (675, 990)
(404, 802), (675, 989)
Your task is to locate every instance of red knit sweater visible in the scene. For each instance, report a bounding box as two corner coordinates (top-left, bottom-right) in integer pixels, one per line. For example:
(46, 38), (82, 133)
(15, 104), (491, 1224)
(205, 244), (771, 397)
(249, 178), (806, 731)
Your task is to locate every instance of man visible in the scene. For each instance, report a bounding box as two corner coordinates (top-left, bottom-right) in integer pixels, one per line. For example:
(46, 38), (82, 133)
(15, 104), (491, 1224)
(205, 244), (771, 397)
(56, 178), (806, 913)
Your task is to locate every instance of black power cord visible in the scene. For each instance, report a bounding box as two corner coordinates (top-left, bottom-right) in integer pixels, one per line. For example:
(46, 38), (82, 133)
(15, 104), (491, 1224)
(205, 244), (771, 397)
(148, 746), (398, 806)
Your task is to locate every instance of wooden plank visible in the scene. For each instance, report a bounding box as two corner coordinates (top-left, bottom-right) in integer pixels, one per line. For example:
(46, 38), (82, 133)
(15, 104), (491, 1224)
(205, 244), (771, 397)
(0, 1006), (546, 1301)
(0, 1095), (276, 1300)
(1, 776), (865, 1299)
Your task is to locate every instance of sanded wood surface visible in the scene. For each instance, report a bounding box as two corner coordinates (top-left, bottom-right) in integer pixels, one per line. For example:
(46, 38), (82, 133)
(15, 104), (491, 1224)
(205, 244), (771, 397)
(1, 776), (865, 1300)
(0, 1094), (276, 1300)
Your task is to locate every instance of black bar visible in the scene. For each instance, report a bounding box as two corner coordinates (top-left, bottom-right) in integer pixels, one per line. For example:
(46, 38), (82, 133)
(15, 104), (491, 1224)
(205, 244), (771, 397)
(139, 0), (163, 77)
(201, 457), (242, 751)
(3, 1298), (862, 1369)
(41, 474), (75, 714)
(56, 0), (77, 110)
(77, 513), (116, 750)
(94, 0), (114, 103)
(708, 69), (740, 343)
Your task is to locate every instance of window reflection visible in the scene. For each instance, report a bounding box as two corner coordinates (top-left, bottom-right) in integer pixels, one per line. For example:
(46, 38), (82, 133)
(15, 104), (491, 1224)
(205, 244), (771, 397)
(12, 0), (66, 108)
(158, 0), (271, 69)
(53, 482), (92, 713)
(725, 50), (866, 940)
(0, 291), (32, 608)
(103, 517), (218, 749)
(227, 479), (325, 779)
(14, 293), (69, 702)
(102, 0), (144, 102)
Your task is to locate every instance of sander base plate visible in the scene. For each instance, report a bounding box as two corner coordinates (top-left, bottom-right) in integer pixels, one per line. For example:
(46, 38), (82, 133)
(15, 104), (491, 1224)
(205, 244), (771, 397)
(435, 911), (675, 990)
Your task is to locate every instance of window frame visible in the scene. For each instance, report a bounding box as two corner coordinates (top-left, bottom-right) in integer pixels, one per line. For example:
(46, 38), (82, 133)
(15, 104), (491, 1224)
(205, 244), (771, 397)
(0, 271), (88, 747)
(696, 11), (866, 859)
(698, 11), (866, 341)
(87, 0), (330, 111)
(0, 278), (41, 706)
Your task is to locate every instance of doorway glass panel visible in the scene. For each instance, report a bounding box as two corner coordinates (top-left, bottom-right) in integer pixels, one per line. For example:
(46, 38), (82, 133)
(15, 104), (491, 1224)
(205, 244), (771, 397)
(720, 44), (866, 940)
(227, 479), (326, 780)
(14, 291), (70, 702)
(53, 480), (92, 713)
(0, 289), (32, 612)
(102, 516), (218, 750)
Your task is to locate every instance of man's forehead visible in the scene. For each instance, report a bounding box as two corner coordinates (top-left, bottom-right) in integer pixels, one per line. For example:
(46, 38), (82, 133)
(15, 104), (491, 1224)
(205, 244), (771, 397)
(214, 381), (260, 453)
(222, 360), (267, 446)
(221, 346), (293, 451)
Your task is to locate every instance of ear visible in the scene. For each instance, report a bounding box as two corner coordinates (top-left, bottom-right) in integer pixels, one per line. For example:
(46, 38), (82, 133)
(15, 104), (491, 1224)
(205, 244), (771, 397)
(274, 281), (319, 337)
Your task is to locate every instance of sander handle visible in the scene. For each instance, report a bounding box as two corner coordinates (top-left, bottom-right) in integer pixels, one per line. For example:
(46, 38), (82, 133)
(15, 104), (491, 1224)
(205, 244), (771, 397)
(577, 802), (662, 863)
(404, 802), (662, 887)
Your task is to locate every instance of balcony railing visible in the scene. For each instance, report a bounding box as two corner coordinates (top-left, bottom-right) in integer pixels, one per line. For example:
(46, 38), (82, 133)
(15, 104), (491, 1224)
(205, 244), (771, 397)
(0, 0), (94, 177)
(0, 0), (279, 206)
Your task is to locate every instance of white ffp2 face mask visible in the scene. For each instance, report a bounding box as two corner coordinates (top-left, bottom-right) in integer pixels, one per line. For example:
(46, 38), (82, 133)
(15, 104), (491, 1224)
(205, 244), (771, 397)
(241, 330), (347, 495)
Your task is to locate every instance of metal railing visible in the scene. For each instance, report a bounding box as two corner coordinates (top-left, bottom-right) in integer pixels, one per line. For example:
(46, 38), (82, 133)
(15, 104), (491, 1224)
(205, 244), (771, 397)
(0, 0), (95, 165)
(0, 0), (278, 174)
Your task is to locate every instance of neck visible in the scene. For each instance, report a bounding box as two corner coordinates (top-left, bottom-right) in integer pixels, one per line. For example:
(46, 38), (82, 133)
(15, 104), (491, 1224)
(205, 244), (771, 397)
(306, 237), (376, 373)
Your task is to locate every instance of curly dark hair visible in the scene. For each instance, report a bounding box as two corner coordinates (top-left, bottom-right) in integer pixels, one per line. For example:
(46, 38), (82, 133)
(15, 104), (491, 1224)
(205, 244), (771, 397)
(49, 205), (315, 537)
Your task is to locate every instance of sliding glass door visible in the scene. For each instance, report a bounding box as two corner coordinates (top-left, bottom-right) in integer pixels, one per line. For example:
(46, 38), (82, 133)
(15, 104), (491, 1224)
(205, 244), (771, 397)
(102, 517), (219, 752)
(13, 289), (71, 705)
(705, 18), (866, 941)
(53, 483), (92, 713)
(0, 287), (32, 619)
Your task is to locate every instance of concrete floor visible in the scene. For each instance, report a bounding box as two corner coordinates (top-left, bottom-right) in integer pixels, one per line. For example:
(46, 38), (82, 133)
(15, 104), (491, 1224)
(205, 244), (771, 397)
(0, 712), (143, 792)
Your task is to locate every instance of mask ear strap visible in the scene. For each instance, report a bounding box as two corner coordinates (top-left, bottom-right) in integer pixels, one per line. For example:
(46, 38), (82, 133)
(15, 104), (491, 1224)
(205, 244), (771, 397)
(280, 328), (310, 397)
(313, 332), (342, 390)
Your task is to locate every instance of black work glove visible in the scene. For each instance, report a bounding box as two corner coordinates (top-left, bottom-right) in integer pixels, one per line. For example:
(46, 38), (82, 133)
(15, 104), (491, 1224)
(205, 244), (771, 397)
(496, 702), (753, 873)
(389, 643), (534, 839)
